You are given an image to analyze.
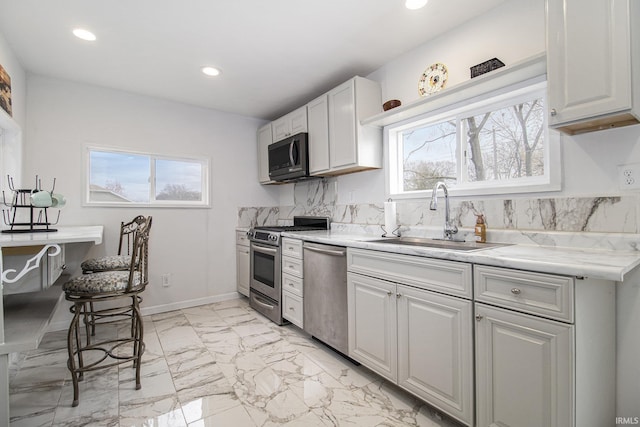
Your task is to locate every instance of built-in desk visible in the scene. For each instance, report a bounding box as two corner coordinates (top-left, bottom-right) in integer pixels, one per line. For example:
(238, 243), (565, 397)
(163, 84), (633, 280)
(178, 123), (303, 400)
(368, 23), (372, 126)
(0, 226), (103, 425)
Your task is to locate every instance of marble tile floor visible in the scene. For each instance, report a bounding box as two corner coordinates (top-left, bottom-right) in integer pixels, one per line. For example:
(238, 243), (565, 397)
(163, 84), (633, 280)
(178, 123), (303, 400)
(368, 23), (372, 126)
(9, 298), (464, 426)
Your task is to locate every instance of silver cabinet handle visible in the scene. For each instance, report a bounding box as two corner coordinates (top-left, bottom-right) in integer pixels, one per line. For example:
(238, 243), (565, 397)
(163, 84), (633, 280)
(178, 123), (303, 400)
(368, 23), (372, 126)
(550, 108), (557, 117)
(396, 293), (401, 298)
(475, 314), (483, 321)
(387, 291), (392, 296)
(511, 288), (521, 295)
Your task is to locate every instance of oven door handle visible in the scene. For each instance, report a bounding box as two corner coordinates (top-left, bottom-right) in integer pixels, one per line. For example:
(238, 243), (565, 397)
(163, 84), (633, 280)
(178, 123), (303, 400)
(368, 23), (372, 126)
(252, 243), (278, 255)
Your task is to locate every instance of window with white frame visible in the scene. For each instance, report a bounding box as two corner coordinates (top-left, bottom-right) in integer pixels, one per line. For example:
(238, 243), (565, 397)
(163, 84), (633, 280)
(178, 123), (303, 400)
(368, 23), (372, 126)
(84, 146), (210, 207)
(386, 81), (560, 198)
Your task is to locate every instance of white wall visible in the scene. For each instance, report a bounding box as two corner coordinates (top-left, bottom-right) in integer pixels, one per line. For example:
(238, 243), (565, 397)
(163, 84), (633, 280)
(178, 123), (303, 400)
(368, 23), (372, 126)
(22, 75), (280, 324)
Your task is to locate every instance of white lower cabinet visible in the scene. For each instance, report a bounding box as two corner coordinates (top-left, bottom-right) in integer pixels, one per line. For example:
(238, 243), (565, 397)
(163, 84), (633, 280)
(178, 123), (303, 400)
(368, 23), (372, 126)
(474, 303), (573, 427)
(347, 251), (616, 427)
(282, 237), (304, 328)
(474, 265), (616, 427)
(348, 273), (397, 381)
(235, 230), (250, 297)
(347, 248), (474, 426)
(398, 285), (473, 424)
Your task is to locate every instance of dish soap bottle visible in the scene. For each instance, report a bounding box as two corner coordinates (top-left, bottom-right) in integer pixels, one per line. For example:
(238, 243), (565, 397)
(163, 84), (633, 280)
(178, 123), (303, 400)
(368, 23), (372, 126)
(474, 214), (486, 243)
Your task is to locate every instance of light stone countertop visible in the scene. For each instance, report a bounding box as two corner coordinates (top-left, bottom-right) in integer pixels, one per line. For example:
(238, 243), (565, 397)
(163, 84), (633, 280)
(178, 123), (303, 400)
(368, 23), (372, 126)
(0, 226), (103, 247)
(280, 229), (640, 282)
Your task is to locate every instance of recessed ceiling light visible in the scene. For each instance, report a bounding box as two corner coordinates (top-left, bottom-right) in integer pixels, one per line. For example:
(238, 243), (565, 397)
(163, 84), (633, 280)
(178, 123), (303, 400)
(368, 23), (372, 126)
(201, 66), (221, 77)
(72, 28), (96, 41)
(405, 0), (428, 10)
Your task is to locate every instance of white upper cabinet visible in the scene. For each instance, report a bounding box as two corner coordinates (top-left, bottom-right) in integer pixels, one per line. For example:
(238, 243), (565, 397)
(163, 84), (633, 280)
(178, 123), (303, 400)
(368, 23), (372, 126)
(326, 76), (382, 175)
(307, 76), (383, 177)
(307, 94), (330, 175)
(272, 106), (308, 142)
(547, 0), (640, 134)
(257, 123), (273, 184)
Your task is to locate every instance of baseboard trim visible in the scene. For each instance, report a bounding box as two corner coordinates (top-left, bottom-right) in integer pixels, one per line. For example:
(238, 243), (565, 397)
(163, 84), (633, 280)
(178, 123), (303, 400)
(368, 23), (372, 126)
(47, 292), (243, 332)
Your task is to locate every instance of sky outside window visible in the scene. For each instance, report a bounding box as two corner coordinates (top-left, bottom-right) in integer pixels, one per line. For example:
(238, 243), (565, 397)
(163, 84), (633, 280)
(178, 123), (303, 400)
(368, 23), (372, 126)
(90, 150), (150, 202)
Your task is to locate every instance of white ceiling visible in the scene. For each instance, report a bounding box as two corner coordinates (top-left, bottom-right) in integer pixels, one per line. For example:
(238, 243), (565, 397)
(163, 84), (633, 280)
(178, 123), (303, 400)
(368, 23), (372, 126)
(0, 0), (506, 120)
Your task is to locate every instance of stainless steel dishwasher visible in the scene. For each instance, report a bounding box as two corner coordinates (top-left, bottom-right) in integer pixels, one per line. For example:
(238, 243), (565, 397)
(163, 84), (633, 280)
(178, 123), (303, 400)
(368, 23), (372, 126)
(303, 242), (348, 355)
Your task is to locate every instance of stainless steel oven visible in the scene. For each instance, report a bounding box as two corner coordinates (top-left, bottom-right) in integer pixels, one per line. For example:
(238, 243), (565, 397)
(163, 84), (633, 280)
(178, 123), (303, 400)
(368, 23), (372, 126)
(249, 240), (283, 324)
(247, 216), (330, 325)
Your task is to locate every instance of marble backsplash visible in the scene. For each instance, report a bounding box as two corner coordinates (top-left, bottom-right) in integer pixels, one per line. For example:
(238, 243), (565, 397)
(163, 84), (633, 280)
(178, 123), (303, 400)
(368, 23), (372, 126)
(238, 178), (640, 235)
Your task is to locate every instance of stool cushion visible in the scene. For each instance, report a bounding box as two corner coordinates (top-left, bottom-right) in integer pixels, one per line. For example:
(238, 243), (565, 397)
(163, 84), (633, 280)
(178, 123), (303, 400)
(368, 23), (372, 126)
(63, 271), (140, 294)
(81, 255), (131, 272)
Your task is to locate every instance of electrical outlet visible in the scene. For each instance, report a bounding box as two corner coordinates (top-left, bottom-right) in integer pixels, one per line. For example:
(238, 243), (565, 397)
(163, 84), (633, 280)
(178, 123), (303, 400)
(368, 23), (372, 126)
(162, 274), (171, 287)
(618, 163), (640, 190)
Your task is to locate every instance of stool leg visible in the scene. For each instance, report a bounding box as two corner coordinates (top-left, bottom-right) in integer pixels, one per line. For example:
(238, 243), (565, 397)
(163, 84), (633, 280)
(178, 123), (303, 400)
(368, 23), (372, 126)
(132, 297), (144, 390)
(89, 301), (96, 336)
(66, 302), (82, 407)
(82, 302), (92, 346)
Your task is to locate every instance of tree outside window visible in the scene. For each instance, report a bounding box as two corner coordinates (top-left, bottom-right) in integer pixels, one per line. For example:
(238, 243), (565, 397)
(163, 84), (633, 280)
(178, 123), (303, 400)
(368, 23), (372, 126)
(393, 85), (552, 197)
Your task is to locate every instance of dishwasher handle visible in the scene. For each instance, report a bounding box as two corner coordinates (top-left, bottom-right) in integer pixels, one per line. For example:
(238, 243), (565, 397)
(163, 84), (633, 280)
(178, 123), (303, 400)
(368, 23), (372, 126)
(304, 244), (346, 257)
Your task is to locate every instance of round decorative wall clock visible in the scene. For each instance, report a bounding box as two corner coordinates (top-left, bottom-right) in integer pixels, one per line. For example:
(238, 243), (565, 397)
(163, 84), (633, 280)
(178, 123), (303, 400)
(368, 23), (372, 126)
(418, 62), (448, 96)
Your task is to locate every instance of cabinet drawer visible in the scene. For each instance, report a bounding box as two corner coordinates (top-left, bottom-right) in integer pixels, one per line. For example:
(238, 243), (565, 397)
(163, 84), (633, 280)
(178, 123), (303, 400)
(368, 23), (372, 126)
(282, 291), (303, 328)
(474, 265), (574, 323)
(282, 255), (303, 278)
(347, 248), (472, 299)
(236, 230), (249, 247)
(282, 238), (303, 258)
(282, 272), (303, 297)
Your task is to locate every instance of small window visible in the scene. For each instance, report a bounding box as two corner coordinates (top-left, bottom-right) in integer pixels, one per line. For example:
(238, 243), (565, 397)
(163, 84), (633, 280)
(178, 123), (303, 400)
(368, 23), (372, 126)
(387, 81), (560, 198)
(85, 146), (210, 207)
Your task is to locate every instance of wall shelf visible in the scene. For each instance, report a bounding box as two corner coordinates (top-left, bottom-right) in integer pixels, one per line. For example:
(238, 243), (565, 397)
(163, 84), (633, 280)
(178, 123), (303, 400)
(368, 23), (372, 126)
(361, 53), (547, 128)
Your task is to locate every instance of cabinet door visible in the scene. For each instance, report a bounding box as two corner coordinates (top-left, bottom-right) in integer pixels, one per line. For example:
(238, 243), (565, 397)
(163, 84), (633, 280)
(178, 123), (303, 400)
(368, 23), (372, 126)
(272, 117), (290, 142)
(272, 106), (308, 142)
(289, 106), (308, 135)
(328, 79), (357, 169)
(397, 285), (473, 426)
(236, 245), (250, 297)
(257, 123), (272, 184)
(347, 273), (397, 381)
(547, 0), (632, 128)
(475, 303), (573, 427)
(307, 94), (330, 174)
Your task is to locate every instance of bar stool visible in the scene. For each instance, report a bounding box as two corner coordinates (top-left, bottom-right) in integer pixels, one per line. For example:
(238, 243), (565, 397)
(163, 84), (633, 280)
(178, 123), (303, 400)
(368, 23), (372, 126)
(81, 215), (150, 336)
(81, 215), (148, 273)
(63, 216), (151, 407)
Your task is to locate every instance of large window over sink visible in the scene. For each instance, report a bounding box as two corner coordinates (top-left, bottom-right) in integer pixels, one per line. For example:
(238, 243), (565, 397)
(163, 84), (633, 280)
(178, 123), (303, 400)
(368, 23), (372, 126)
(386, 81), (560, 198)
(84, 146), (210, 207)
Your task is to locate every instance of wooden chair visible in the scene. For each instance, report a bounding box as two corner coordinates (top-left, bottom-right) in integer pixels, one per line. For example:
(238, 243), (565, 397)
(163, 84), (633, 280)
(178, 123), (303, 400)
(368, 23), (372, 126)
(63, 216), (151, 406)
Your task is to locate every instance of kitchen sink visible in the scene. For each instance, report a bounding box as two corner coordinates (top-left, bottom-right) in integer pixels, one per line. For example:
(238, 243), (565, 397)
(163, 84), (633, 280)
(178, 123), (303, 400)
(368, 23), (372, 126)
(367, 237), (510, 251)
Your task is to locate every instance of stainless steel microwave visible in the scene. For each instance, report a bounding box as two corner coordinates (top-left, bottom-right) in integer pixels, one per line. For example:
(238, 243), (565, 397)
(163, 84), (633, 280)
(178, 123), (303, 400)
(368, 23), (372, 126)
(268, 132), (309, 182)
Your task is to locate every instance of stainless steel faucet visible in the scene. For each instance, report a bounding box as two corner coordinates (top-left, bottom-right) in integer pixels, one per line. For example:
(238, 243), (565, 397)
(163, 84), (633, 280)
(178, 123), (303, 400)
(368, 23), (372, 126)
(430, 181), (458, 240)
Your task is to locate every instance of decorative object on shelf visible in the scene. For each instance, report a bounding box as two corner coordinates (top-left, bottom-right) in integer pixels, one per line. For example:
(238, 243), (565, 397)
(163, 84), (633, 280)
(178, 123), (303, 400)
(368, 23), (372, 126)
(2, 175), (63, 233)
(418, 62), (448, 96)
(0, 63), (12, 117)
(383, 99), (402, 111)
(470, 58), (505, 78)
